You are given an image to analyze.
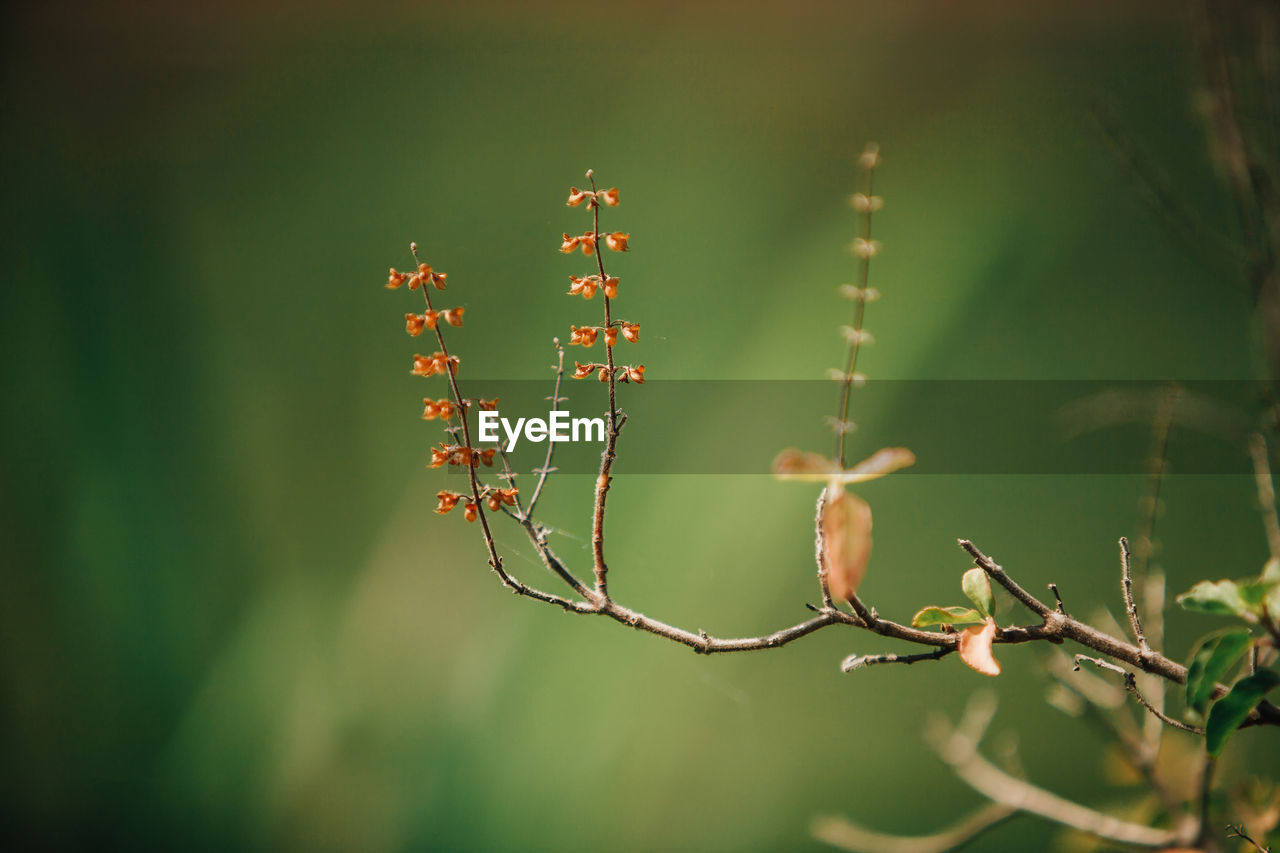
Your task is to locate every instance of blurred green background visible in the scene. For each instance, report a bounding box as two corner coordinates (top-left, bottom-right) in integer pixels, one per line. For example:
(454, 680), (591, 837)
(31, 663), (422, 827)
(2, 1), (1277, 849)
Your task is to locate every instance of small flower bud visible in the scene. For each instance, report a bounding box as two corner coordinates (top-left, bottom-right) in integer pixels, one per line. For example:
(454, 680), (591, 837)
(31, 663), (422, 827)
(387, 268), (408, 289)
(598, 367), (610, 382)
(850, 193), (884, 213)
(605, 232), (630, 252)
(604, 327), (618, 347)
(602, 276), (619, 298)
(840, 327), (874, 345)
(600, 188), (619, 206)
(858, 144), (880, 170)
(463, 501), (478, 522)
(851, 238), (881, 259)
(405, 313), (426, 336)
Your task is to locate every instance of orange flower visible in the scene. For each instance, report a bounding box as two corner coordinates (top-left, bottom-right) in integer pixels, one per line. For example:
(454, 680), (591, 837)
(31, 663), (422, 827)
(411, 352), (459, 377)
(478, 448), (497, 466)
(620, 322), (639, 343)
(423, 310), (440, 329)
(435, 490), (464, 514)
(579, 232), (597, 255)
(422, 398), (456, 421)
(429, 444), (452, 468)
(625, 364), (645, 384)
(568, 275), (598, 298)
(598, 367), (610, 382)
(600, 187), (619, 206)
(463, 501), (478, 522)
(605, 232), (630, 252)
(602, 276), (619, 298)
(405, 313), (426, 336)
(486, 487), (519, 511)
(386, 268), (408, 289)
(560, 233), (581, 254)
(566, 188), (588, 207)
(572, 361), (594, 379)
(604, 327), (618, 347)
(478, 398), (499, 411)
(569, 325), (599, 346)
(441, 307), (464, 327)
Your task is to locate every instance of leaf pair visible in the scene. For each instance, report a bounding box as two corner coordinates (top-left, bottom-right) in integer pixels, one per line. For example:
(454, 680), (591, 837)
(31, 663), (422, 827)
(1184, 627), (1279, 756)
(1176, 558), (1280, 626)
(912, 568), (1001, 677)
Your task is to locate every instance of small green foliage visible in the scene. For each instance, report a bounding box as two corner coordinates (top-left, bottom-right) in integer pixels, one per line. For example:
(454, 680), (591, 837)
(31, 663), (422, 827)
(1177, 579), (1254, 619)
(1205, 669), (1280, 756)
(911, 605), (985, 628)
(1185, 628), (1253, 717)
(962, 568), (994, 618)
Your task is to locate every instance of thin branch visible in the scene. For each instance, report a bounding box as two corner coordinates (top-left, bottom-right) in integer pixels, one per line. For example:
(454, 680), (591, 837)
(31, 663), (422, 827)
(1251, 432), (1280, 564)
(1227, 823), (1273, 853)
(926, 699), (1178, 849)
(959, 540), (1053, 619)
(1074, 655), (1206, 735)
(1047, 583), (1068, 616)
(586, 169), (621, 602)
(813, 804), (1016, 853)
(526, 339), (568, 517)
(1119, 537), (1152, 659)
(841, 646), (954, 672)
(834, 143), (880, 469)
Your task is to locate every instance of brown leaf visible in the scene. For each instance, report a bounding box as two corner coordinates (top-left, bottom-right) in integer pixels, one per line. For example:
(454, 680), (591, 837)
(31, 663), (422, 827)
(957, 617), (1002, 677)
(822, 487), (872, 602)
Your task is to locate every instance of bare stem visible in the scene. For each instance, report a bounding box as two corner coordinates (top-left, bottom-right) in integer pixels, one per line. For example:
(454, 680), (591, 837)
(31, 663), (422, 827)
(834, 143), (879, 469)
(1119, 537), (1152, 658)
(813, 803), (1016, 853)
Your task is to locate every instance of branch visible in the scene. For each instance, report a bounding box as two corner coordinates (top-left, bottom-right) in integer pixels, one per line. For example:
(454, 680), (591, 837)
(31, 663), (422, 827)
(926, 697), (1178, 849)
(1073, 655), (1205, 735)
(813, 803), (1016, 853)
(1119, 537), (1152, 658)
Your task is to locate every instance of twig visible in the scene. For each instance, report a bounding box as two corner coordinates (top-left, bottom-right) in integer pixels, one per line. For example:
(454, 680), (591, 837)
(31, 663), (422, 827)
(526, 339), (568, 517)
(959, 540), (1053, 619)
(1048, 583), (1068, 615)
(812, 803), (1016, 853)
(1251, 432), (1280, 564)
(1226, 822), (1273, 853)
(1074, 655), (1205, 735)
(834, 143), (880, 470)
(586, 169), (621, 602)
(841, 646), (954, 672)
(1119, 537), (1152, 659)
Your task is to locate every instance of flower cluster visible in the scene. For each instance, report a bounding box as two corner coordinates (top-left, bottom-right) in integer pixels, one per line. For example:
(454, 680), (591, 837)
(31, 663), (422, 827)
(405, 307), (464, 336)
(411, 352), (459, 377)
(568, 323), (639, 347)
(572, 362), (646, 384)
(567, 274), (619, 299)
(566, 186), (619, 208)
(421, 397), (457, 421)
(436, 486), (518, 521)
(387, 263), (448, 291)
(561, 173), (645, 387)
(429, 443), (498, 469)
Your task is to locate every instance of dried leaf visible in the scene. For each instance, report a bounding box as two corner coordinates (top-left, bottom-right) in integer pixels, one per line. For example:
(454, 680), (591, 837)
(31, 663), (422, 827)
(822, 487), (872, 602)
(772, 446), (916, 484)
(957, 617), (1002, 677)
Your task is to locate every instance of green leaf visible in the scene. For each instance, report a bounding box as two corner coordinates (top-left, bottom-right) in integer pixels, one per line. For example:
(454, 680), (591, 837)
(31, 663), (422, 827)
(961, 568), (994, 618)
(1176, 580), (1254, 619)
(1205, 669), (1280, 756)
(1184, 628), (1252, 716)
(911, 605), (985, 628)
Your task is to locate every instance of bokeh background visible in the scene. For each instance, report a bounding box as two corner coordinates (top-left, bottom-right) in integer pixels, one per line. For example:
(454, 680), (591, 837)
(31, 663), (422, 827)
(3, 1), (1278, 850)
